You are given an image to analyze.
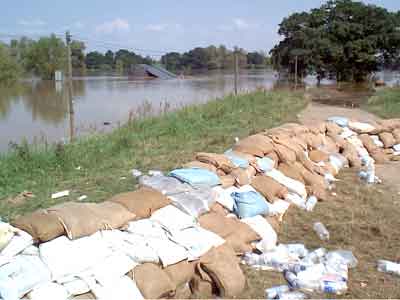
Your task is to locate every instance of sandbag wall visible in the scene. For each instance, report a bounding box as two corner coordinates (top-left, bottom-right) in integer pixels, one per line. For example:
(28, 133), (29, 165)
(4, 116), (400, 300)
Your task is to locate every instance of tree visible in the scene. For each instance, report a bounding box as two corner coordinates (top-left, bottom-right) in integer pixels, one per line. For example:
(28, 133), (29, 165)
(161, 52), (182, 71)
(0, 43), (21, 85)
(271, 0), (400, 82)
(247, 52), (266, 67)
(25, 34), (67, 80)
(85, 51), (105, 70)
(71, 40), (86, 72)
(104, 50), (115, 68)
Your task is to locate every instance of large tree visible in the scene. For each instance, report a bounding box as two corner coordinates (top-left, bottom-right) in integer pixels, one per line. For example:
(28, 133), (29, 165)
(0, 43), (21, 85)
(271, 0), (400, 82)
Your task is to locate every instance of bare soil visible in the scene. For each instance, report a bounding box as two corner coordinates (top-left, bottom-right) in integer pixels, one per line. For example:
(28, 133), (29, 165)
(240, 101), (400, 299)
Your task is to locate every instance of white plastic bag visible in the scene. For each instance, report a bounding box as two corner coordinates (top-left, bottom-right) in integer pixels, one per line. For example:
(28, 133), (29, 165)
(265, 169), (307, 199)
(150, 205), (197, 232)
(1, 228), (33, 260)
(0, 255), (51, 300)
(242, 216), (277, 251)
(90, 275), (144, 300)
(28, 282), (70, 300)
(169, 187), (216, 218)
(60, 277), (90, 296)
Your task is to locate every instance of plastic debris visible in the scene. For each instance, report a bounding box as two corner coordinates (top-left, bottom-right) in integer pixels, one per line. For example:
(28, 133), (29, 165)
(313, 222), (330, 241)
(51, 190), (70, 199)
(276, 291), (307, 300)
(148, 170), (163, 176)
(305, 196), (318, 212)
(377, 260), (400, 276)
(77, 195), (88, 201)
(131, 169), (143, 177)
(265, 285), (290, 299)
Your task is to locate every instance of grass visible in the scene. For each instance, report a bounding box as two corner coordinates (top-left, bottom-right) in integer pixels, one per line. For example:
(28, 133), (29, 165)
(364, 87), (400, 118)
(0, 90), (307, 219)
(241, 169), (400, 299)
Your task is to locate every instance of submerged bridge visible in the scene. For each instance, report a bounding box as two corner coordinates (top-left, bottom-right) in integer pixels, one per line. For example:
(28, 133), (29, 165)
(130, 64), (177, 79)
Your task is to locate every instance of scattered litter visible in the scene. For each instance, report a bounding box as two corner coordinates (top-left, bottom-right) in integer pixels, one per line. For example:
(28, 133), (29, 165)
(331, 192), (337, 197)
(393, 144), (400, 152)
(275, 291), (307, 299)
(51, 190), (70, 199)
(313, 222), (330, 241)
(120, 176), (127, 180)
(148, 170), (163, 176)
(305, 196), (318, 212)
(131, 169), (143, 177)
(265, 285), (289, 299)
(327, 116), (349, 127)
(77, 195), (88, 201)
(75, 166), (82, 170)
(6, 191), (35, 206)
(377, 260), (400, 276)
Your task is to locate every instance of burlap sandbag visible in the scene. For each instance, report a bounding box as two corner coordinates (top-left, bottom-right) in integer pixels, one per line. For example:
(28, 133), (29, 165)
(265, 215), (281, 232)
(231, 166), (256, 186)
(300, 167), (326, 188)
(307, 122), (327, 135)
(11, 210), (65, 242)
(297, 152), (324, 175)
(379, 132), (396, 148)
(190, 272), (216, 298)
(321, 135), (340, 153)
(110, 187), (171, 219)
(310, 133), (325, 149)
(88, 201), (136, 229)
(230, 151), (257, 164)
(278, 163), (305, 184)
(370, 149), (389, 164)
(198, 213), (259, 242)
(233, 134), (274, 157)
(209, 202), (229, 216)
(174, 283), (192, 299)
(197, 244), (246, 297)
(217, 169), (226, 176)
(265, 151), (279, 168)
(134, 263), (175, 299)
(392, 129), (400, 144)
(225, 234), (253, 255)
(326, 122), (343, 136)
(279, 123), (310, 135)
(342, 144), (362, 168)
(73, 292), (96, 299)
(383, 148), (394, 155)
(322, 162), (339, 176)
(358, 134), (378, 153)
(48, 202), (106, 240)
(165, 260), (196, 288)
(326, 132), (347, 150)
(270, 135), (304, 156)
(309, 150), (329, 163)
(378, 118), (400, 131)
(219, 174), (236, 188)
(183, 161), (217, 173)
(306, 185), (328, 201)
(196, 152), (237, 173)
(274, 144), (297, 164)
(251, 175), (288, 203)
(297, 132), (314, 149)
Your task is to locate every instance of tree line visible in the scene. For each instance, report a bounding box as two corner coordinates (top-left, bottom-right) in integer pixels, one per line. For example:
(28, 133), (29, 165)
(0, 35), (270, 85)
(271, 0), (400, 82)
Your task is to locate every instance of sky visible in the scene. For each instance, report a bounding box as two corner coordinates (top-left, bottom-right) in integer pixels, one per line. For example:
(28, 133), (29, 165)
(1, 0), (400, 56)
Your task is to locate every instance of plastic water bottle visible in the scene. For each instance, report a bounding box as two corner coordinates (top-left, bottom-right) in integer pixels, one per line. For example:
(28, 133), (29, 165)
(265, 285), (290, 299)
(303, 248), (327, 264)
(276, 291), (307, 300)
(284, 270), (300, 289)
(377, 260), (400, 276)
(286, 263), (307, 274)
(285, 244), (309, 259)
(313, 222), (330, 241)
(366, 161), (375, 184)
(319, 280), (348, 294)
(305, 196), (318, 212)
(243, 253), (264, 266)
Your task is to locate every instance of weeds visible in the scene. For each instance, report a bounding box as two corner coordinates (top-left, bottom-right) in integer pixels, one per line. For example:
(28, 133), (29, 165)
(364, 88), (400, 118)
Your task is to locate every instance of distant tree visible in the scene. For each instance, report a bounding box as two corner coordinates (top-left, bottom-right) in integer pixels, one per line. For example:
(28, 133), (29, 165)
(71, 40), (86, 72)
(271, 0), (400, 82)
(25, 34), (66, 80)
(247, 51), (266, 67)
(104, 50), (115, 67)
(115, 59), (124, 75)
(161, 52), (182, 71)
(85, 51), (105, 70)
(0, 43), (21, 85)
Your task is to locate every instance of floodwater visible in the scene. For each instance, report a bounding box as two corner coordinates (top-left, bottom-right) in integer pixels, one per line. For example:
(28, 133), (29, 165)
(0, 69), (398, 152)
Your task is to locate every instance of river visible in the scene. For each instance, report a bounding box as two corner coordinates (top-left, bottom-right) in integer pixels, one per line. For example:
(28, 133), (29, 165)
(0, 69), (398, 152)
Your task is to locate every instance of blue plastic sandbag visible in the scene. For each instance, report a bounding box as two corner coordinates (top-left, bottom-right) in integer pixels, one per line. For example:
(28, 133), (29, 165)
(231, 191), (270, 218)
(327, 116), (349, 127)
(169, 168), (220, 187)
(224, 149), (249, 168)
(256, 157), (275, 172)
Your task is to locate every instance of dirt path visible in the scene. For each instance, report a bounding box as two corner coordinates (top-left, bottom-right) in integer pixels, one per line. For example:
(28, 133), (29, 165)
(298, 102), (400, 194)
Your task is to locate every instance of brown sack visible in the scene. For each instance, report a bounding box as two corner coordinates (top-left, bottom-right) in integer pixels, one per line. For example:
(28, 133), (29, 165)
(48, 202), (106, 240)
(251, 176), (288, 203)
(209, 202), (229, 216)
(197, 244), (246, 297)
(134, 263), (175, 299)
(300, 167), (326, 188)
(379, 132), (396, 148)
(110, 187), (171, 219)
(229, 151), (257, 164)
(231, 167), (256, 186)
(274, 144), (296, 164)
(219, 175), (236, 188)
(359, 134), (378, 153)
(11, 210), (65, 242)
(321, 135), (340, 153)
(326, 132), (347, 150)
(309, 150), (329, 163)
(216, 169), (226, 176)
(378, 119), (400, 131)
(224, 235), (253, 255)
(309, 133), (325, 150)
(196, 152), (237, 173)
(280, 123), (310, 135)
(342, 144), (362, 168)
(326, 122), (343, 136)
(265, 215), (281, 232)
(89, 201), (136, 229)
(73, 292), (96, 299)
(297, 132), (313, 149)
(233, 134), (274, 157)
(183, 161), (217, 173)
(190, 273), (216, 298)
(278, 163), (305, 184)
(265, 151), (279, 168)
(173, 282), (192, 299)
(370, 149), (389, 164)
(392, 129), (400, 144)
(306, 185), (328, 201)
(322, 162), (338, 176)
(165, 260), (196, 288)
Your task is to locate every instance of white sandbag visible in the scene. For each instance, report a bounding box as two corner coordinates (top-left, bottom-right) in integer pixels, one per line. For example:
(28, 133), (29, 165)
(84, 251), (137, 286)
(370, 135), (384, 148)
(0, 222), (15, 252)
(1, 228), (33, 260)
(340, 127), (357, 139)
(126, 219), (166, 239)
(147, 236), (188, 267)
(393, 144), (400, 152)
(242, 215), (277, 251)
(27, 282), (70, 300)
(90, 275), (144, 300)
(212, 185), (256, 211)
(0, 255), (51, 300)
(21, 245), (39, 256)
(268, 199), (291, 216)
(348, 121), (375, 133)
(39, 235), (112, 280)
(150, 205), (197, 232)
(139, 175), (192, 195)
(265, 169), (307, 199)
(168, 226), (225, 260)
(59, 277), (90, 296)
(347, 136), (373, 165)
(169, 187), (216, 218)
(285, 193), (307, 209)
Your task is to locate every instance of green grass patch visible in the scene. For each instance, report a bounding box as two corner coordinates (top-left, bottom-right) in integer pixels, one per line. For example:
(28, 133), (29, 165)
(0, 90), (307, 219)
(364, 87), (400, 118)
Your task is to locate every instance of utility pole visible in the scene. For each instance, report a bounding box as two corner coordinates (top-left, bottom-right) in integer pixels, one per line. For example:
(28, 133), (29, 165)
(294, 55), (298, 89)
(234, 47), (239, 95)
(66, 31), (75, 142)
